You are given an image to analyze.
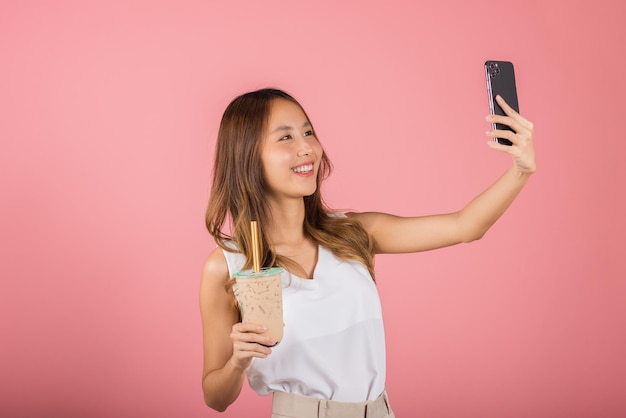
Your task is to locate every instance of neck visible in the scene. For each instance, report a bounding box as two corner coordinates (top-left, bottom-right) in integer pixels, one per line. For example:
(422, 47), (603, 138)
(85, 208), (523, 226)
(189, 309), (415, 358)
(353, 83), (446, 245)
(266, 197), (307, 246)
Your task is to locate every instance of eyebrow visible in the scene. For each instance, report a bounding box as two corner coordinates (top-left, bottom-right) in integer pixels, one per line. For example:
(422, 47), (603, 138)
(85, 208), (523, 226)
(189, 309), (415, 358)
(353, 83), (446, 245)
(270, 121), (312, 134)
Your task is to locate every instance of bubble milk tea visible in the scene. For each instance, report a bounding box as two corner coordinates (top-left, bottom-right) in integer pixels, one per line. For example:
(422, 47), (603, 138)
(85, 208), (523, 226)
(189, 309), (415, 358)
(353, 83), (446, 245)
(234, 267), (284, 344)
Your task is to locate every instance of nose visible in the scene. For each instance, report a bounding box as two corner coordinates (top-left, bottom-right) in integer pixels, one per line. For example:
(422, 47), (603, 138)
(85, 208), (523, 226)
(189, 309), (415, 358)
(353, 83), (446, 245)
(296, 136), (313, 157)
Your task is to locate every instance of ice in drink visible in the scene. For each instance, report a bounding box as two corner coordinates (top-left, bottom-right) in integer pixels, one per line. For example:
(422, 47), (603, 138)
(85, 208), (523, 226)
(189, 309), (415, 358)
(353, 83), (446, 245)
(234, 267), (284, 344)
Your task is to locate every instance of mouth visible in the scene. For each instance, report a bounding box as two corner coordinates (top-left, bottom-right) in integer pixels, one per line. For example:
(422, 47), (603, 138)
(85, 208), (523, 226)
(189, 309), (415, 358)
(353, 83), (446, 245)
(291, 163), (314, 174)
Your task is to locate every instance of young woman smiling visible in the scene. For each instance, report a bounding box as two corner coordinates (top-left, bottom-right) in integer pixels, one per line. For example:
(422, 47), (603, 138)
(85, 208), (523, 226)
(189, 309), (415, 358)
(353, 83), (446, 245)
(200, 88), (536, 417)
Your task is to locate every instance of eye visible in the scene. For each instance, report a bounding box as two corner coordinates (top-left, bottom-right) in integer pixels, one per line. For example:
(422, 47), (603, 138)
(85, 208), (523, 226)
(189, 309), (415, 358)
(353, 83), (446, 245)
(303, 130), (315, 137)
(279, 134), (292, 141)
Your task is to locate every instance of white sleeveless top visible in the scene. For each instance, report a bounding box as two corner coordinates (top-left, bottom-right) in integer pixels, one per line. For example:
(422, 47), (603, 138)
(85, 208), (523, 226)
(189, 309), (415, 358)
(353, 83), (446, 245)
(222, 243), (386, 402)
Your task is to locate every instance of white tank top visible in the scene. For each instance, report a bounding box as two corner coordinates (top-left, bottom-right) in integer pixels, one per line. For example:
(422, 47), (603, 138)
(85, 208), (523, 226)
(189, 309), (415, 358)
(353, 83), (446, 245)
(222, 243), (386, 402)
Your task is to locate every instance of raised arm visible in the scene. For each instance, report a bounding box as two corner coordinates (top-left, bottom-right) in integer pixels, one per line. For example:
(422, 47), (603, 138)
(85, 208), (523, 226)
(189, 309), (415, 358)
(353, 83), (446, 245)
(199, 248), (275, 411)
(349, 95), (536, 254)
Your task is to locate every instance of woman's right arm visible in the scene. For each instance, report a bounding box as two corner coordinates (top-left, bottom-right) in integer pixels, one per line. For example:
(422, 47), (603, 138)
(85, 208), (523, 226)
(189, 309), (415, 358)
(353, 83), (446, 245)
(199, 247), (275, 412)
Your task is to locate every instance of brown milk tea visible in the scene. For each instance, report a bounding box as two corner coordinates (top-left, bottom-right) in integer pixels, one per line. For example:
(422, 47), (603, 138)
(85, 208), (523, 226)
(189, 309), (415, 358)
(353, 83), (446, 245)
(234, 267), (284, 343)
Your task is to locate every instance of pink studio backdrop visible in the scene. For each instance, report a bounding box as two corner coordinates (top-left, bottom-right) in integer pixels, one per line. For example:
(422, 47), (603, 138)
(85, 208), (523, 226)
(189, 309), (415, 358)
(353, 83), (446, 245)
(1, 1), (625, 417)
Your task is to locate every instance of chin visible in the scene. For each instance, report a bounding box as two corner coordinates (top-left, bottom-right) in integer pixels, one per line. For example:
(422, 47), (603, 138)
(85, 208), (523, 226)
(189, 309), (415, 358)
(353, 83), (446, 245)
(299, 187), (318, 198)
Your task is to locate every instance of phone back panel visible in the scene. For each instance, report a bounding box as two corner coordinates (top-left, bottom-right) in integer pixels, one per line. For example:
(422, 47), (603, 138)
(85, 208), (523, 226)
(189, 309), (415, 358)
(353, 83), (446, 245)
(485, 60), (519, 145)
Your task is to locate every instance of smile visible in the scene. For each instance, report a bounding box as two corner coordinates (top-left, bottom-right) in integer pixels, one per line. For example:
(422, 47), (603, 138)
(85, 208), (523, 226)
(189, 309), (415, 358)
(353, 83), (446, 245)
(291, 164), (314, 174)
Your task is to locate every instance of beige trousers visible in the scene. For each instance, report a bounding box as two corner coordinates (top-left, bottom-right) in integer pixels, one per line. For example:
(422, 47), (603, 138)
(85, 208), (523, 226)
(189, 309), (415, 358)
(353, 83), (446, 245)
(271, 390), (395, 418)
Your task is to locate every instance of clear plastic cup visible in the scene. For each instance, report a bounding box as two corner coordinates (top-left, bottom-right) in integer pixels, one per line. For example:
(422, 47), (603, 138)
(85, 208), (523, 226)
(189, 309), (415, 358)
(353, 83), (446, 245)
(234, 267), (284, 344)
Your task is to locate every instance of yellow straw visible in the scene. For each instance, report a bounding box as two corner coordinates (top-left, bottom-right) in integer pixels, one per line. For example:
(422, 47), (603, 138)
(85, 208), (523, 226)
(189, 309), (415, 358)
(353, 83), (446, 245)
(251, 220), (261, 273)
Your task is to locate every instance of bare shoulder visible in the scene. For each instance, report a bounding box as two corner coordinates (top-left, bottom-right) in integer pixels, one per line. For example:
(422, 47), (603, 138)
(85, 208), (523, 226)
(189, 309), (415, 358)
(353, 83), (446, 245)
(200, 245), (239, 327)
(200, 247), (232, 307)
(202, 247), (230, 284)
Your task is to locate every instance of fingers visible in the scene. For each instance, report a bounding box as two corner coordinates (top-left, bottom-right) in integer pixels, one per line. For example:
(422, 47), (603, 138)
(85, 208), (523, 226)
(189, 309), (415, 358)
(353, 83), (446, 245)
(485, 100), (537, 173)
(486, 124), (533, 150)
(229, 322), (276, 370)
(486, 98), (533, 146)
(232, 322), (277, 347)
(489, 115), (526, 138)
(486, 128), (517, 145)
(486, 137), (516, 152)
(495, 95), (534, 131)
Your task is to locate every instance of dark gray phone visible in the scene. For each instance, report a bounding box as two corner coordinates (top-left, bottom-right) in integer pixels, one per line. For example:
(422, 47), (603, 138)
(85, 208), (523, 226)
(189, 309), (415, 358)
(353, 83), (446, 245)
(485, 60), (519, 146)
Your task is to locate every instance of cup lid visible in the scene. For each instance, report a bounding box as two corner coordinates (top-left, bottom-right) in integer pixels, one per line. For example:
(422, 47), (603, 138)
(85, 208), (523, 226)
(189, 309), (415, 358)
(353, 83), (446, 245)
(234, 267), (284, 278)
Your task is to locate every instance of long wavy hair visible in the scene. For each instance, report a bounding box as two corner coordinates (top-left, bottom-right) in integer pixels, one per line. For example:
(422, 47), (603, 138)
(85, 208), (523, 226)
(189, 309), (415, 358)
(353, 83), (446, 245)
(205, 88), (375, 280)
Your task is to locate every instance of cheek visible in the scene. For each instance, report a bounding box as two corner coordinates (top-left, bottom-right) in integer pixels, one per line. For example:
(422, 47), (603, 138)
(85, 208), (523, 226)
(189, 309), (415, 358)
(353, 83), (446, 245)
(314, 143), (324, 161)
(261, 148), (291, 175)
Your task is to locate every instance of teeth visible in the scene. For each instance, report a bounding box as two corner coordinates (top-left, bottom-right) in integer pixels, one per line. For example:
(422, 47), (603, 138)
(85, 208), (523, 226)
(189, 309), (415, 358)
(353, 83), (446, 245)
(292, 164), (313, 173)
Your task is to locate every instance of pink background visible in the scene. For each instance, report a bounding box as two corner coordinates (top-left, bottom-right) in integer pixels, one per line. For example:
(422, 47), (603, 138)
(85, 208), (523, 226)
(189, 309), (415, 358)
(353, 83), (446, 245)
(1, 0), (625, 417)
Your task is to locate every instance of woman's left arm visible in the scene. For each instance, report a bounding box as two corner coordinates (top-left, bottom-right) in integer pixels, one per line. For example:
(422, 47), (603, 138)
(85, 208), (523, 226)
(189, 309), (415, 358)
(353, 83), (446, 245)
(349, 95), (536, 254)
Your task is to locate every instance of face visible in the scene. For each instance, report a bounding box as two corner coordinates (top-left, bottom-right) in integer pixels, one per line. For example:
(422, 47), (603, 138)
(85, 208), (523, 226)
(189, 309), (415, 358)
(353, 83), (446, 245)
(260, 98), (323, 202)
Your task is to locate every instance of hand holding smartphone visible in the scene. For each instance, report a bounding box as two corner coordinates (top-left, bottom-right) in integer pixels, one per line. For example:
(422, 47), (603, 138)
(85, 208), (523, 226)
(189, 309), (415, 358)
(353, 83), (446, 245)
(485, 60), (519, 146)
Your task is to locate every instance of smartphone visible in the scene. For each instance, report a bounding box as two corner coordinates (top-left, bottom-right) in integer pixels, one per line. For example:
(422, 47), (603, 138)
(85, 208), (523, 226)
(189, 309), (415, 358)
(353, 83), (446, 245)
(485, 60), (519, 146)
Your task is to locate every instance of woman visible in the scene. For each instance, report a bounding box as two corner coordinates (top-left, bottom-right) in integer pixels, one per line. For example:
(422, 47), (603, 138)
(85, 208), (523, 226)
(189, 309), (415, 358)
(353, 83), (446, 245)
(200, 88), (535, 417)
